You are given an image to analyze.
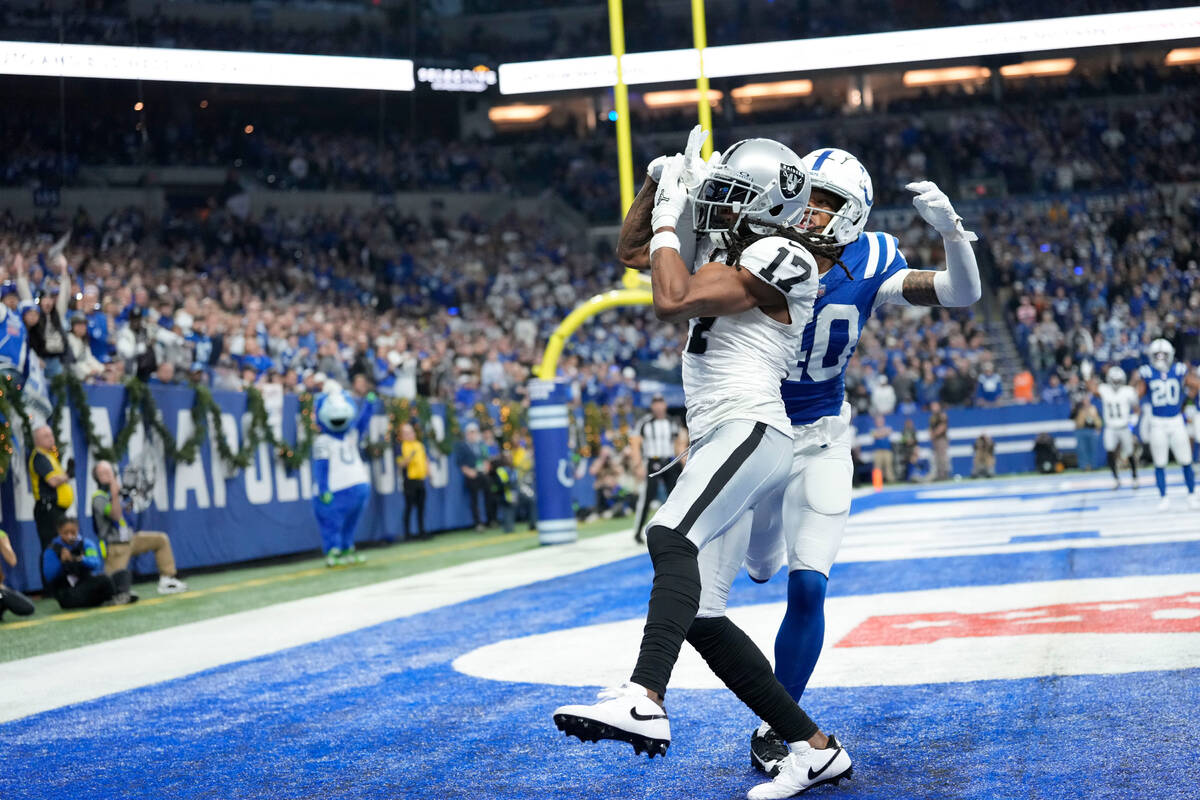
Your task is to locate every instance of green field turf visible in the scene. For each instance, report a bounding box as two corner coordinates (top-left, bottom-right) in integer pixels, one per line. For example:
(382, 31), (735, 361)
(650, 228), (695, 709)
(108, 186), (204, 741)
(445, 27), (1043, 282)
(1, 517), (634, 663)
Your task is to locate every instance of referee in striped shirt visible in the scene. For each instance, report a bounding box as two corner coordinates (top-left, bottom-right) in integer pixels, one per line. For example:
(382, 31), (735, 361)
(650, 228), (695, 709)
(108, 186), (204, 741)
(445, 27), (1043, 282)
(630, 393), (687, 544)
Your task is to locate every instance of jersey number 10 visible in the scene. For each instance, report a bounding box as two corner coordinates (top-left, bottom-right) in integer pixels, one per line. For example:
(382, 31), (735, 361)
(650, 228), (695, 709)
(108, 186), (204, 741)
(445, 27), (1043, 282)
(789, 304), (861, 382)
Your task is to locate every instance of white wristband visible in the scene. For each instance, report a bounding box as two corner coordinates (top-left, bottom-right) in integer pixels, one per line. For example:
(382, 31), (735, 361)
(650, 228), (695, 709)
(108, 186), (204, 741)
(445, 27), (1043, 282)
(649, 231), (681, 259)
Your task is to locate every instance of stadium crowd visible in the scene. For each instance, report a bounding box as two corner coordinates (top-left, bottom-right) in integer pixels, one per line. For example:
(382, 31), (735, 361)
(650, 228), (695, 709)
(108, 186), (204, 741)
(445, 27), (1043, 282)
(993, 186), (1200, 405)
(3, 62), (1196, 228)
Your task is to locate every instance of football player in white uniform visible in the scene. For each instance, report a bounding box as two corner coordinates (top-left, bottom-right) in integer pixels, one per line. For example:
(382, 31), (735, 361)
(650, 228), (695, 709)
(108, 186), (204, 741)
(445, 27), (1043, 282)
(1133, 339), (1200, 510)
(1096, 366), (1141, 489)
(554, 135), (851, 797)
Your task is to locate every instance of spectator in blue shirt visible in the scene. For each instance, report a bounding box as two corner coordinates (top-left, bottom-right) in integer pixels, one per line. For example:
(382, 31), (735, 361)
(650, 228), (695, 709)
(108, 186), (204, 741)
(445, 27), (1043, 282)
(82, 284), (110, 363)
(237, 337), (274, 376)
(1041, 374), (1069, 405)
(975, 362), (1004, 407)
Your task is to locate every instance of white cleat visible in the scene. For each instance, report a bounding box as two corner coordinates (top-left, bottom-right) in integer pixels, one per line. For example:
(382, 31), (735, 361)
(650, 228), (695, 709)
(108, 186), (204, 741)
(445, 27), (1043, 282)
(552, 683), (670, 758)
(1188, 494), (1200, 511)
(748, 736), (853, 799)
(157, 575), (189, 594)
(1157, 497), (1170, 512)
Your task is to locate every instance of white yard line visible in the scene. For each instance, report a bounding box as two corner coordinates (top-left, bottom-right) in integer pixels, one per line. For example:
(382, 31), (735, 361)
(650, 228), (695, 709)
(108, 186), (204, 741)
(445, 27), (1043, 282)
(0, 529), (641, 724)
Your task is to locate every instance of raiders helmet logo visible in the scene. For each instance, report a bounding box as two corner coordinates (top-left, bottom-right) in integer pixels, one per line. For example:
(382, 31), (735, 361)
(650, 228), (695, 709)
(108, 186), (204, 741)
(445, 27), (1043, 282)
(779, 163), (805, 199)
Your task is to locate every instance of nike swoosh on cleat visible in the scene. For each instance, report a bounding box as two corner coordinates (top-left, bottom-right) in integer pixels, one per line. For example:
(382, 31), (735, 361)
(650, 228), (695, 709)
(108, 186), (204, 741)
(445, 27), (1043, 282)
(807, 747), (842, 781)
(629, 706), (668, 721)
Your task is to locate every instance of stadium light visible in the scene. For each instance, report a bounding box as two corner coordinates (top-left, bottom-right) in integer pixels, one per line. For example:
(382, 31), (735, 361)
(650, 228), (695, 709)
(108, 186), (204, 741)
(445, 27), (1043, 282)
(0, 41), (415, 91)
(903, 66), (991, 87)
(1165, 47), (1200, 65)
(499, 7), (1200, 94)
(488, 104), (552, 123)
(999, 58), (1077, 78)
(730, 79), (813, 100)
(642, 88), (723, 108)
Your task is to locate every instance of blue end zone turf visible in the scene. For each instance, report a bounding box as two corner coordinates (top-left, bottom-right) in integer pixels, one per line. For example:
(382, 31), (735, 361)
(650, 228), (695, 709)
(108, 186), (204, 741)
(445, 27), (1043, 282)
(4, 476), (1199, 799)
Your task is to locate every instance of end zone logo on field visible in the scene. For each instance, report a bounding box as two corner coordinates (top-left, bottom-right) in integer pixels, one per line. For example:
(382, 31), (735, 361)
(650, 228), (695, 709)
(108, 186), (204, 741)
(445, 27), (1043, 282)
(452, 574), (1200, 689)
(840, 593), (1200, 647)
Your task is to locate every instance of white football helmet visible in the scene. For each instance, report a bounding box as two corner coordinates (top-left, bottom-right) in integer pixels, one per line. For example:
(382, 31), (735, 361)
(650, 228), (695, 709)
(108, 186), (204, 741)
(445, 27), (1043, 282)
(1148, 338), (1174, 371)
(1106, 366), (1127, 387)
(799, 147), (874, 246)
(692, 138), (812, 247)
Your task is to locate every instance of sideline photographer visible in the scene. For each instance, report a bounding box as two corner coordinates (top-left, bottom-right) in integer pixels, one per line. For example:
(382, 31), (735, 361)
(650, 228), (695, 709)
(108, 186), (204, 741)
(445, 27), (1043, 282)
(91, 460), (189, 595)
(41, 517), (133, 608)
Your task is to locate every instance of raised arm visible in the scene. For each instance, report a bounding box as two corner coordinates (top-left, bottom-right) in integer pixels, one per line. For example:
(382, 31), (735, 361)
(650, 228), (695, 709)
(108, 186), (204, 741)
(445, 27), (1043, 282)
(875, 181), (981, 308)
(616, 176), (659, 270)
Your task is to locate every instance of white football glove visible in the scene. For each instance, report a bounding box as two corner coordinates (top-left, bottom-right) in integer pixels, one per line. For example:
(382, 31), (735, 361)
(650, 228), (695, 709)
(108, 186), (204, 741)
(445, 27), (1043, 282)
(651, 155), (688, 231)
(906, 181), (978, 242)
(680, 124), (711, 190)
(647, 154), (671, 183)
(647, 125), (720, 187)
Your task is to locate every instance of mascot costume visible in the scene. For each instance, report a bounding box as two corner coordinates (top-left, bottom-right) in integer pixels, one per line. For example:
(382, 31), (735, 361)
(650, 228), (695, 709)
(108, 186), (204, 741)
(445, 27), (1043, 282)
(312, 383), (372, 566)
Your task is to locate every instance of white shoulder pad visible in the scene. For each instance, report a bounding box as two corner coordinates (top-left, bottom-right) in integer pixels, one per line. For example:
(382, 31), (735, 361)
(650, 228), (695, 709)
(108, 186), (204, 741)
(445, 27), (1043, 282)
(736, 236), (819, 299)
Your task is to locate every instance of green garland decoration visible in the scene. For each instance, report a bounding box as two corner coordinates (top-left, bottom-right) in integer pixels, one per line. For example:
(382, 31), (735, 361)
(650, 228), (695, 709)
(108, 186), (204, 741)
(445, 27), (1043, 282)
(36, 374), (488, 479)
(47, 373), (320, 473)
(581, 402), (606, 458)
(0, 375), (35, 482)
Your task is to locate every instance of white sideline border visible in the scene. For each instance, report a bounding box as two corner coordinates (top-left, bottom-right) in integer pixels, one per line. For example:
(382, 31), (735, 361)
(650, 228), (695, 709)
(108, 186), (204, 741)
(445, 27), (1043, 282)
(0, 530), (641, 724)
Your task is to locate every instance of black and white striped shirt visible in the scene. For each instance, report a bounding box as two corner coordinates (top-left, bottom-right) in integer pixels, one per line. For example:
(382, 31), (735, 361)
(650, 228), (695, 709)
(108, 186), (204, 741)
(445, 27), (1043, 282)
(636, 414), (683, 460)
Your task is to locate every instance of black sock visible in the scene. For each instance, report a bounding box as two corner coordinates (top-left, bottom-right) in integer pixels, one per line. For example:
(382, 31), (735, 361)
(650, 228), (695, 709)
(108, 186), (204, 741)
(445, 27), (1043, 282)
(1108, 451), (1119, 481)
(687, 615), (819, 743)
(630, 525), (700, 698)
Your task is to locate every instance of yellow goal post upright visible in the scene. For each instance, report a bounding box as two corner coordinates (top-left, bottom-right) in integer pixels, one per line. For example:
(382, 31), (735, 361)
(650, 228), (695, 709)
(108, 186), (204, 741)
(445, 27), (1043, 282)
(529, 0), (710, 545)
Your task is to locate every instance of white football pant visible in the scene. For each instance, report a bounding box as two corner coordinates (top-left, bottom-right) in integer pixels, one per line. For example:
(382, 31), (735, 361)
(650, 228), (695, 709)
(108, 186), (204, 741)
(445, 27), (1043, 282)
(697, 406), (855, 618)
(1146, 415), (1193, 467)
(647, 418), (791, 553)
(1103, 426), (1135, 458)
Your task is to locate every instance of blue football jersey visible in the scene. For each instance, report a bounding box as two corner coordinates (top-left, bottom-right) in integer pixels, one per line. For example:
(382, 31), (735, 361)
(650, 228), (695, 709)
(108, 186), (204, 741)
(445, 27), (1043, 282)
(1138, 362), (1188, 417)
(781, 231), (908, 425)
(0, 305), (29, 383)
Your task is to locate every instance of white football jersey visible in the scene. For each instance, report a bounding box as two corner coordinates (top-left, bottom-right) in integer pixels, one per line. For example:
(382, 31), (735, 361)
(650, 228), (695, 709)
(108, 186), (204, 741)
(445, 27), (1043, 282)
(680, 235), (820, 439)
(1097, 383), (1138, 428)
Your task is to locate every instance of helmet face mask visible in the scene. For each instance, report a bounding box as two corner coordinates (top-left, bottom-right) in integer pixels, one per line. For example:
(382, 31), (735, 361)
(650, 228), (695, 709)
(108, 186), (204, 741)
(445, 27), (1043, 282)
(692, 138), (812, 248)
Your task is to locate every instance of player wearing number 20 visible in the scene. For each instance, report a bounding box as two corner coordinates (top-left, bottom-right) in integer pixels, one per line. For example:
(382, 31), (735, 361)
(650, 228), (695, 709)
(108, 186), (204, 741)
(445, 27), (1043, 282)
(699, 148), (985, 788)
(1135, 339), (1200, 511)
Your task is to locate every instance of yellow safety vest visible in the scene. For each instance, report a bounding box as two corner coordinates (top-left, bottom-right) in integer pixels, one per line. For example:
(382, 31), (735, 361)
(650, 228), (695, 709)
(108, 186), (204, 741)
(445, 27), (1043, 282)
(29, 447), (74, 509)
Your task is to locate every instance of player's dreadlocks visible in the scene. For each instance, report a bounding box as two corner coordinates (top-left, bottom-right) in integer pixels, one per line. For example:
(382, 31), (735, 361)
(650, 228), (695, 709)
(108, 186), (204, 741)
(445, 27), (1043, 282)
(722, 220), (851, 280)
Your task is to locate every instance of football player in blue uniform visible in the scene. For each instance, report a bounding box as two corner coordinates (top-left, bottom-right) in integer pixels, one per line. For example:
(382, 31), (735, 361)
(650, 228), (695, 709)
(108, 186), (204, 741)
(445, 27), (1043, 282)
(1134, 339), (1200, 511)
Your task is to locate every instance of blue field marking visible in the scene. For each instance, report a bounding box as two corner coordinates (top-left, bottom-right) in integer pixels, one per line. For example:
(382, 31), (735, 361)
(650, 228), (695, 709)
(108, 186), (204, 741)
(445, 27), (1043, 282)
(1009, 530), (1100, 544)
